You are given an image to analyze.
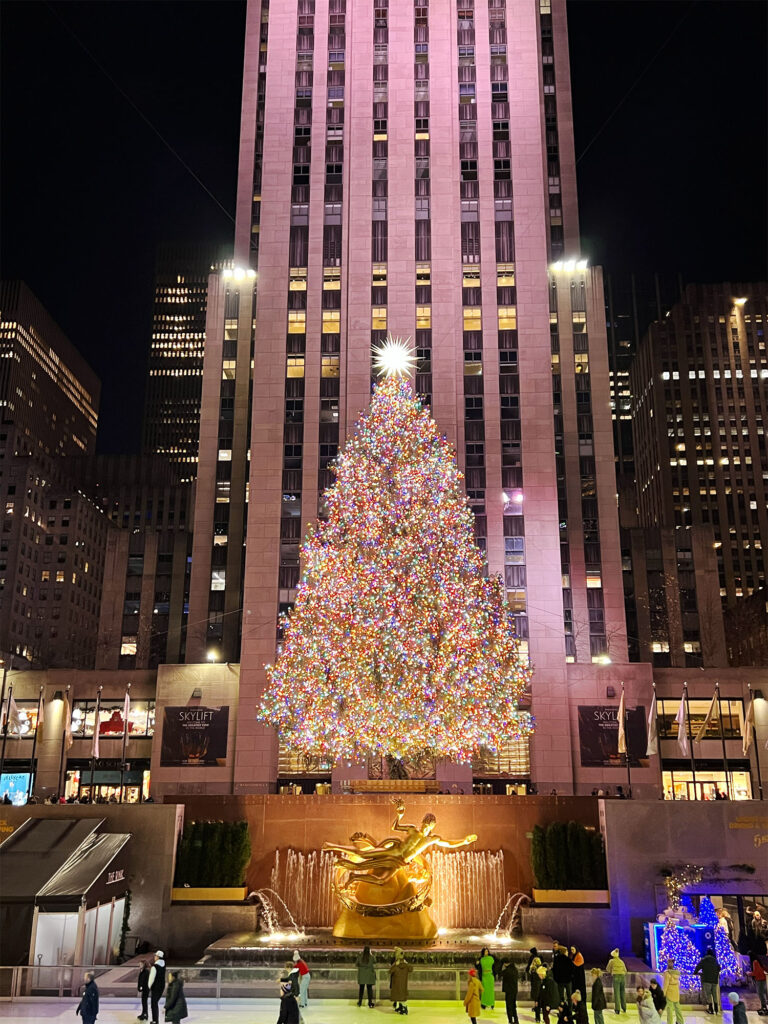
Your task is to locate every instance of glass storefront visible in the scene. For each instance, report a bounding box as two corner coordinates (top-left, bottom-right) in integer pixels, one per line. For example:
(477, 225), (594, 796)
(662, 768), (752, 801)
(64, 767), (151, 803)
(70, 699), (155, 739)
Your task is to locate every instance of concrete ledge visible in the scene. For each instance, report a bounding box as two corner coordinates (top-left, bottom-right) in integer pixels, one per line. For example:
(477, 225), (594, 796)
(533, 888), (610, 905)
(172, 887), (248, 902)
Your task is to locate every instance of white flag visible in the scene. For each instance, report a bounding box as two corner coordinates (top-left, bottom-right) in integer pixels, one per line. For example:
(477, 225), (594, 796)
(743, 699), (754, 756)
(123, 691), (131, 735)
(676, 695), (690, 756)
(63, 696), (73, 751)
(694, 691), (718, 743)
(647, 692), (658, 756)
(617, 690), (627, 754)
(37, 698), (45, 731)
(6, 695), (21, 735)
(91, 708), (100, 759)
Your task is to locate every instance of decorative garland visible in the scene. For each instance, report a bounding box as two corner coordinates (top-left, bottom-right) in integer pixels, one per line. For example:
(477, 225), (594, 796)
(660, 864), (703, 911)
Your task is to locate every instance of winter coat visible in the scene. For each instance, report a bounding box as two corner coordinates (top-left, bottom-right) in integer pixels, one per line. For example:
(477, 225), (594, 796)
(389, 960), (412, 1002)
(606, 955), (627, 976)
(479, 954), (496, 1006)
(638, 993), (663, 1024)
(694, 954), (720, 985)
(572, 1000), (589, 1024)
(164, 978), (188, 1023)
(77, 980), (99, 1023)
(277, 992), (300, 1024)
(464, 976), (483, 1017)
(649, 984), (666, 1013)
(294, 958), (310, 977)
(750, 959), (768, 982)
(732, 1000), (748, 1024)
(502, 963), (519, 997)
(558, 1006), (573, 1024)
(149, 959), (166, 995)
(530, 968), (543, 1002)
(553, 952), (575, 984)
(281, 969), (300, 998)
(138, 967), (149, 993)
(663, 968), (681, 1003)
(356, 953), (376, 986)
(539, 973), (561, 1010)
(591, 977), (607, 1011)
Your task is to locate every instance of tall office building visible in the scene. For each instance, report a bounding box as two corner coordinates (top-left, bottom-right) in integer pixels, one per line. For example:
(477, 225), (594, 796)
(632, 282), (768, 607)
(0, 281), (100, 460)
(142, 246), (228, 481)
(188, 0), (630, 793)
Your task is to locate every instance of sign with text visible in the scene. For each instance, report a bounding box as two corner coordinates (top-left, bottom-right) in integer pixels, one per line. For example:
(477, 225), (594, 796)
(160, 706), (229, 766)
(577, 704), (647, 768)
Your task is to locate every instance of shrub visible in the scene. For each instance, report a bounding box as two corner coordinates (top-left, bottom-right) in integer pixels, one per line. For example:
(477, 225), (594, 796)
(532, 820), (607, 890)
(174, 820), (252, 887)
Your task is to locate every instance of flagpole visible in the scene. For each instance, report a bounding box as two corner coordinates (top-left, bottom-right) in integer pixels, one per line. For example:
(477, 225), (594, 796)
(0, 682), (14, 780)
(119, 683), (131, 803)
(715, 682), (731, 799)
(57, 685), (71, 798)
(652, 681), (664, 799)
(88, 686), (102, 801)
(748, 684), (764, 801)
(684, 682), (699, 798)
(621, 682), (632, 798)
(27, 686), (44, 802)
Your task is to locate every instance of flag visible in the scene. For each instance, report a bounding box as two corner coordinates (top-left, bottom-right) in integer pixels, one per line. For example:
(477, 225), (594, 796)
(617, 689), (627, 754)
(122, 690), (131, 735)
(676, 695), (689, 756)
(63, 696), (73, 751)
(694, 691), (718, 743)
(647, 692), (658, 756)
(37, 698), (45, 731)
(743, 698), (754, 756)
(91, 713), (100, 759)
(6, 695), (21, 736)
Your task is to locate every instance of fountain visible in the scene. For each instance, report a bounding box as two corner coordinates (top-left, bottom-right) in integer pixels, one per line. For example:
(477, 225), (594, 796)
(246, 887), (305, 942)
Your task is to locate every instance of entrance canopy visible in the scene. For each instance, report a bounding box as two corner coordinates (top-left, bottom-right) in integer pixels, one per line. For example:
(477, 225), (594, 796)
(0, 817), (102, 904)
(37, 831), (130, 912)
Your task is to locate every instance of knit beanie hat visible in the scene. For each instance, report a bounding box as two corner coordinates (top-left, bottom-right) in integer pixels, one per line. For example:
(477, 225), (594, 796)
(727, 993), (739, 1006)
(292, 950), (301, 961)
(610, 949), (619, 957)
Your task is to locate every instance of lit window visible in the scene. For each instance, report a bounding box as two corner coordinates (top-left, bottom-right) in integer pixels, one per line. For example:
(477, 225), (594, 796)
(289, 268), (307, 291)
(287, 357), (305, 379)
(497, 264), (515, 287)
(41, 570), (50, 582)
(464, 307), (482, 331)
(56, 570), (65, 583)
(218, 449), (232, 462)
(464, 352), (482, 376)
(506, 589), (526, 613)
(371, 308), (387, 330)
(551, 353), (560, 373)
(651, 641), (670, 653)
(321, 356), (340, 378)
(462, 267), (480, 289)
(416, 264), (430, 286)
(120, 636), (138, 656)
(211, 570), (226, 592)
(221, 360), (236, 380)
(575, 353), (590, 373)
(322, 310), (341, 333)
(323, 268), (341, 290)
(288, 311), (306, 334)
(213, 535), (228, 546)
(586, 572), (602, 588)
(498, 307), (517, 330)
(416, 306), (431, 329)
(372, 264), (387, 286)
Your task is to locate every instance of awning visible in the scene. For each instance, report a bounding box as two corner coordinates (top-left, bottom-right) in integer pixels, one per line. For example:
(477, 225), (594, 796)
(36, 831), (130, 911)
(0, 817), (103, 904)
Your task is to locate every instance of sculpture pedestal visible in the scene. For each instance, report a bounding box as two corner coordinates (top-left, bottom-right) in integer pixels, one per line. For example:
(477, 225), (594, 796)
(332, 904), (437, 940)
(331, 868), (437, 941)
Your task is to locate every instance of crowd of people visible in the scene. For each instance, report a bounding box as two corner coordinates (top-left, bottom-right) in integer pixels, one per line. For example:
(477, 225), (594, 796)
(71, 929), (768, 1024)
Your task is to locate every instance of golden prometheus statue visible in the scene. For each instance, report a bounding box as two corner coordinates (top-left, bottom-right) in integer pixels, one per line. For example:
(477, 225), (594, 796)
(323, 799), (477, 940)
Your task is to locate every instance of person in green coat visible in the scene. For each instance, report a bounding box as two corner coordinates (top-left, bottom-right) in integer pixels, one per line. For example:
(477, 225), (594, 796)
(356, 945), (376, 1008)
(478, 947), (497, 1009)
(163, 970), (188, 1023)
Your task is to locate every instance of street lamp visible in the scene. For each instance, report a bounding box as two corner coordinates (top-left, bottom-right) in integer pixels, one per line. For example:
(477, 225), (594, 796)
(207, 649), (219, 664)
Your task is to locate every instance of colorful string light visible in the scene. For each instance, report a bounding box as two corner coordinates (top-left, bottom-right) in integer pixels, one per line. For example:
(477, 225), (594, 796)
(257, 374), (534, 762)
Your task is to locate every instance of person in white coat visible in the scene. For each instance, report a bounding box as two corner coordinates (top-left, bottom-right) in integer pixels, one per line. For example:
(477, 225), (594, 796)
(637, 986), (663, 1024)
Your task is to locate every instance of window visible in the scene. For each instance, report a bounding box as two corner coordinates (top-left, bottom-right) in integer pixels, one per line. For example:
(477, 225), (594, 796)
(464, 352), (482, 376)
(416, 306), (431, 329)
(498, 307), (517, 330)
(574, 353), (589, 373)
(70, 698), (156, 737)
(322, 310), (341, 333)
(463, 308), (482, 331)
(371, 308), (387, 330)
(120, 636), (138, 657)
(657, 699), (744, 740)
(321, 356), (340, 378)
(287, 356), (305, 379)
(288, 311), (306, 334)
(211, 570), (226, 591)
(320, 398), (339, 422)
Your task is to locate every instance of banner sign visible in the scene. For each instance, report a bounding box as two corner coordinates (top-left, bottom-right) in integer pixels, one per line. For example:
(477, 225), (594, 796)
(577, 704), (647, 767)
(160, 706), (229, 766)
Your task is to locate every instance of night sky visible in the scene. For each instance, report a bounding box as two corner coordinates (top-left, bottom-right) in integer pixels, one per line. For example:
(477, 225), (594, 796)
(2, 1), (766, 454)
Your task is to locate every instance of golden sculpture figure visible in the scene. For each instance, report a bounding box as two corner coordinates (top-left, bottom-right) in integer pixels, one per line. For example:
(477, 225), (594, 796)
(323, 799), (477, 940)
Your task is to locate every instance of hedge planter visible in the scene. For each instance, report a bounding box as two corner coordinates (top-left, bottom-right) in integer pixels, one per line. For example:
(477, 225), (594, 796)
(533, 888), (610, 906)
(172, 886), (248, 903)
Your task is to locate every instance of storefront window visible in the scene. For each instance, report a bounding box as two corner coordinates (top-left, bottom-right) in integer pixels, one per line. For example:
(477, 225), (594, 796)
(662, 769), (752, 801)
(13, 701), (40, 737)
(657, 698), (743, 740)
(65, 768), (151, 803)
(71, 700), (155, 738)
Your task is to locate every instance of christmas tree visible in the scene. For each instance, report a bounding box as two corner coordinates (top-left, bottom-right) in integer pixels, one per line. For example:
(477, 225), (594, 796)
(257, 346), (534, 763)
(697, 897), (743, 981)
(657, 920), (701, 989)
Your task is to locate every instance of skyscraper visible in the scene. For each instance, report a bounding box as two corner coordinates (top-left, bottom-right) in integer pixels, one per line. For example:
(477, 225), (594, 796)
(142, 245), (228, 482)
(188, 0), (629, 793)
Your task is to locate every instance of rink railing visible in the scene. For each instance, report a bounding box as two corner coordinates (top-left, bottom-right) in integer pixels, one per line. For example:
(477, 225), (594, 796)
(0, 964), (717, 1004)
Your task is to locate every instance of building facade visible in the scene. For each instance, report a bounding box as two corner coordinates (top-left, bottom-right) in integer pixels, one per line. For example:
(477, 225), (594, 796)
(142, 246), (229, 482)
(183, 0), (633, 794)
(631, 283), (768, 606)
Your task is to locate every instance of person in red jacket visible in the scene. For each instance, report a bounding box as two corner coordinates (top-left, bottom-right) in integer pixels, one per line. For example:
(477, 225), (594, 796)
(292, 950), (310, 1008)
(748, 957), (768, 1015)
